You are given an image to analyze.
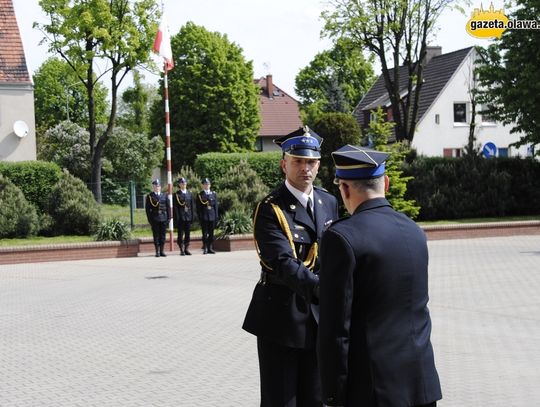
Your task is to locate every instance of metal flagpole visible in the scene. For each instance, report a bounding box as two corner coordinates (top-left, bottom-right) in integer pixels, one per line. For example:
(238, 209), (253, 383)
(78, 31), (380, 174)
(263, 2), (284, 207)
(163, 63), (174, 252)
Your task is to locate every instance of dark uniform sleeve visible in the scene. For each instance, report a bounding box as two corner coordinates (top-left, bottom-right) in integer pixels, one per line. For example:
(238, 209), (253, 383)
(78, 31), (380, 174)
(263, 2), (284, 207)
(191, 194), (197, 221)
(145, 194), (152, 224)
(254, 199), (319, 302)
(318, 227), (355, 406)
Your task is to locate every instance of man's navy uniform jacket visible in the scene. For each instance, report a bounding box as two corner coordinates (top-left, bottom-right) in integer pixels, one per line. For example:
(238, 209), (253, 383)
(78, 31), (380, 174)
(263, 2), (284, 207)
(243, 183), (338, 349)
(174, 190), (195, 223)
(318, 198), (442, 407)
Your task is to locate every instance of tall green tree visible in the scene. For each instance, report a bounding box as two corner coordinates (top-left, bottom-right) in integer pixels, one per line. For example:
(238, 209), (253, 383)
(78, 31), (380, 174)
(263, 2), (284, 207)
(117, 70), (158, 135)
(152, 22), (260, 168)
(475, 0), (540, 152)
(36, 0), (160, 202)
(33, 57), (108, 139)
(322, 0), (454, 143)
(295, 37), (375, 122)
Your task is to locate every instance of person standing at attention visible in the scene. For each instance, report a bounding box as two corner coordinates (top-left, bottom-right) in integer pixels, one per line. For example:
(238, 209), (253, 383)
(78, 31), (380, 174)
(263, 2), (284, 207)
(145, 179), (168, 257)
(243, 126), (339, 407)
(196, 178), (218, 254)
(173, 177), (195, 256)
(317, 144), (442, 407)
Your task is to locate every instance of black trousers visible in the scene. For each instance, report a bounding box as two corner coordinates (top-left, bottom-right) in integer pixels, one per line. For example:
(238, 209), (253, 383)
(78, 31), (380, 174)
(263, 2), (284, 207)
(151, 221), (167, 247)
(200, 220), (215, 247)
(176, 221), (191, 246)
(257, 338), (321, 407)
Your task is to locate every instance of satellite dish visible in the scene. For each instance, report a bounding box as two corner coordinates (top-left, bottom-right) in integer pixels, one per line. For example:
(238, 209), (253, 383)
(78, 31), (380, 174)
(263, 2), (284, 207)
(13, 120), (29, 138)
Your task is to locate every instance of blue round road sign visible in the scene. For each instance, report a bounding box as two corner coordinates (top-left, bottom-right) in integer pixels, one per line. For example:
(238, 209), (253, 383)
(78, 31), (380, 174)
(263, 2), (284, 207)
(482, 142), (497, 158)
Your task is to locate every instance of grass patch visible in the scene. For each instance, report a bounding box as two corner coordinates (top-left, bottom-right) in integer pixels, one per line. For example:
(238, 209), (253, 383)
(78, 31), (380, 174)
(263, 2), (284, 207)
(416, 215), (540, 226)
(0, 235), (94, 247)
(99, 204), (147, 226)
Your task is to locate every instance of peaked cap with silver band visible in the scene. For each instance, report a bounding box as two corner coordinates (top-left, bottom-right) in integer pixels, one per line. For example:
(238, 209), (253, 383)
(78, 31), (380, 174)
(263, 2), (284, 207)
(332, 144), (390, 179)
(273, 126), (323, 158)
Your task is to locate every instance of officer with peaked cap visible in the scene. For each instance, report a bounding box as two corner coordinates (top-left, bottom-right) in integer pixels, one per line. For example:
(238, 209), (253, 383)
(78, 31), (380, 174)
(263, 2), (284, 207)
(243, 126), (339, 406)
(173, 177), (196, 256)
(196, 178), (218, 254)
(145, 179), (168, 257)
(317, 145), (442, 407)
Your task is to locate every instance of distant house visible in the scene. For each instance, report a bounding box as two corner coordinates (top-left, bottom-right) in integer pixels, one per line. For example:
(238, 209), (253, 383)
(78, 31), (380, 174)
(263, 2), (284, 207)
(0, 0), (37, 162)
(254, 75), (302, 152)
(353, 46), (531, 158)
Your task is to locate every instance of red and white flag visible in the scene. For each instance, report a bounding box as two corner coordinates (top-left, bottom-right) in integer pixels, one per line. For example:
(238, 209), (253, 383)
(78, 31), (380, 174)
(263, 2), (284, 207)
(153, 14), (174, 71)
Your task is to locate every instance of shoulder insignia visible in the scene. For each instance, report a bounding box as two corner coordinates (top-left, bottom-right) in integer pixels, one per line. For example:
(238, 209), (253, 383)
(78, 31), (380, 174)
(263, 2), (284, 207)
(326, 216), (349, 229)
(314, 185), (330, 193)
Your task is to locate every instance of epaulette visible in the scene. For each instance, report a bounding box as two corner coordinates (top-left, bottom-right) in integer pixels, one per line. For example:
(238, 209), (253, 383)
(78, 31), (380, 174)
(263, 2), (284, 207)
(314, 185), (332, 194)
(325, 215), (349, 230)
(262, 193), (276, 205)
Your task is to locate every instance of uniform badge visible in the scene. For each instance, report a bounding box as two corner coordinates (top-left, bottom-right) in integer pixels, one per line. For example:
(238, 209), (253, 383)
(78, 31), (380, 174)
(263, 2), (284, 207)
(290, 204), (296, 210)
(318, 199), (322, 205)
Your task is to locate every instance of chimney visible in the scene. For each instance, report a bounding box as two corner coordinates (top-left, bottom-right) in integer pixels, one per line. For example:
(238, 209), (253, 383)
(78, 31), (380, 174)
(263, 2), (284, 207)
(266, 74), (273, 97)
(424, 46), (442, 64)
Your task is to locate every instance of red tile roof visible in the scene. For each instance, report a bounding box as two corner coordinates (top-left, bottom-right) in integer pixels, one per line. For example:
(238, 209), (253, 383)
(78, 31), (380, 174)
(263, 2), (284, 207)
(255, 75), (302, 138)
(0, 0), (31, 84)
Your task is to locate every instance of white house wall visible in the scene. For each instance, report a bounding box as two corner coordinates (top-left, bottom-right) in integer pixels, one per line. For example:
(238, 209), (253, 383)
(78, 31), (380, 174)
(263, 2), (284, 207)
(412, 52), (529, 158)
(0, 84), (37, 161)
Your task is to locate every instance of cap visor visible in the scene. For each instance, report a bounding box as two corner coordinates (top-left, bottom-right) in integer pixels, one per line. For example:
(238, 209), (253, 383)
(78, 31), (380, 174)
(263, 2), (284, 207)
(286, 149), (321, 159)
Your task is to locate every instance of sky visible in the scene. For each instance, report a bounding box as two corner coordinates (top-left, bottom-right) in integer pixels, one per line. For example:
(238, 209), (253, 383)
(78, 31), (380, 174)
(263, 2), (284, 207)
(12, 0), (497, 100)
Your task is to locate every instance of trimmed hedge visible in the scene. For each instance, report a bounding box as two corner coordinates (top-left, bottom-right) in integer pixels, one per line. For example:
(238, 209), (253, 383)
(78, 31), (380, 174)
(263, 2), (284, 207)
(194, 152), (283, 191)
(0, 161), (62, 212)
(405, 156), (540, 220)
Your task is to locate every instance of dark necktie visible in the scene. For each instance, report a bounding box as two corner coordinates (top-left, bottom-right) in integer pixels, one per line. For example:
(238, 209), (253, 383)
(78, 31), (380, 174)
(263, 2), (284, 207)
(306, 197), (314, 221)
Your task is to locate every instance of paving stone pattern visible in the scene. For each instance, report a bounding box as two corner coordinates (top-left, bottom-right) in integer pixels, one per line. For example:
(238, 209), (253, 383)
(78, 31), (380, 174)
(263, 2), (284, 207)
(1, 235), (539, 406)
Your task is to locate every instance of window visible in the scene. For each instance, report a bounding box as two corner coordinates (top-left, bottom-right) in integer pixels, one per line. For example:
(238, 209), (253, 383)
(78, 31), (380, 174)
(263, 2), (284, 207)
(435, 114), (440, 124)
(443, 148), (462, 158)
(453, 103), (467, 123)
(386, 107), (393, 121)
(498, 148), (508, 157)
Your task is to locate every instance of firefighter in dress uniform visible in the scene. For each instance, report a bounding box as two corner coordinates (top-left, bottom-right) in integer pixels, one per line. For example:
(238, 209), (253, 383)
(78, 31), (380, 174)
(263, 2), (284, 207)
(145, 179), (168, 257)
(242, 126), (339, 406)
(173, 177), (195, 256)
(196, 178), (218, 254)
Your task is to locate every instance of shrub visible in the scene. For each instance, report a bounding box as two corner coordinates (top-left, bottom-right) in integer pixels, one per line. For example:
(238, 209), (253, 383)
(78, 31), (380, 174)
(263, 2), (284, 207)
(0, 174), (38, 238)
(95, 218), (132, 241)
(217, 208), (252, 237)
(39, 121), (91, 182)
(47, 170), (102, 235)
(216, 160), (269, 217)
(195, 152), (282, 191)
(0, 160), (62, 212)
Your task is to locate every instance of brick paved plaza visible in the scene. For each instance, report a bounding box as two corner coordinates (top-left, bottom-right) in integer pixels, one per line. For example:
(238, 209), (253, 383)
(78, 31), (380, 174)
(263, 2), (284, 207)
(1, 235), (540, 406)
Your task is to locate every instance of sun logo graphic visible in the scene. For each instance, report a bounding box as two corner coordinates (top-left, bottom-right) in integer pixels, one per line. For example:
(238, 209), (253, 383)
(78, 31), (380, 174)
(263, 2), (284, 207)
(466, 3), (509, 39)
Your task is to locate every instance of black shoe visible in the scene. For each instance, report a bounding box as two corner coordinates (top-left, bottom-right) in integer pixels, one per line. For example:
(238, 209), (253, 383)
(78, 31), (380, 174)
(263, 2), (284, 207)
(208, 248), (216, 254)
(180, 250), (185, 256)
(160, 252), (167, 257)
(203, 248), (208, 254)
(184, 248), (192, 256)
(155, 253), (160, 258)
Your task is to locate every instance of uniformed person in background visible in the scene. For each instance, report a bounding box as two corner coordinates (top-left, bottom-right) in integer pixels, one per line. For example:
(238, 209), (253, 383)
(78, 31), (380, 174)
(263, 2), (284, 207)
(317, 145), (442, 407)
(196, 178), (218, 254)
(145, 179), (168, 257)
(173, 177), (195, 256)
(242, 126), (339, 407)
